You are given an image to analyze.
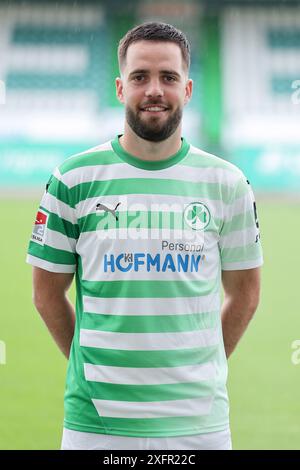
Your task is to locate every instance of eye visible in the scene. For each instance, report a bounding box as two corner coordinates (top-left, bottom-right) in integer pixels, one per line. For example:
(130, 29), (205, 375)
(133, 75), (145, 82)
(164, 75), (176, 82)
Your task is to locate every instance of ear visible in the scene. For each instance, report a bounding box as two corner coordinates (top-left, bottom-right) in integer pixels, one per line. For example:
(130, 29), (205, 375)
(116, 77), (125, 104)
(184, 78), (193, 105)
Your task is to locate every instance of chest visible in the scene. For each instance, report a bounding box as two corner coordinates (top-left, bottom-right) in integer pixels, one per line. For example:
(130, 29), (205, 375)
(75, 190), (224, 282)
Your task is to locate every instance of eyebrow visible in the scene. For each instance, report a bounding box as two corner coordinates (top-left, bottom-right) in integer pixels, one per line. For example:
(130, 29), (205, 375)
(128, 69), (181, 79)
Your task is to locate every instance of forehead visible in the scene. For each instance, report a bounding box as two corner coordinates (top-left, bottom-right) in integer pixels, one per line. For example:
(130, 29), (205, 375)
(124, 40), (184, 74)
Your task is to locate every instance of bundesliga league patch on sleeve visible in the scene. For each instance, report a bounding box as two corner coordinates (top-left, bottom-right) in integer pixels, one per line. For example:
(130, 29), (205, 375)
(31, 209), (49, 245)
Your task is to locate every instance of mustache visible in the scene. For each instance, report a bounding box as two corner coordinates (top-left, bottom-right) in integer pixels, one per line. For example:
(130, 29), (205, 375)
(139, 101), (170, 109)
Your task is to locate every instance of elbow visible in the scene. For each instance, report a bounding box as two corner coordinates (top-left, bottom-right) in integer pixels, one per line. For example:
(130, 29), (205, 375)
(33, 289), (50, 313)
(33, 288), (65, 313)
(33, 291), (44, 313)
(241, 278), (261, 316)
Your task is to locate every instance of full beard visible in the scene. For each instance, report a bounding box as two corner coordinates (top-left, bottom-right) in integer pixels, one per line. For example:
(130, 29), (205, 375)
(125, 105), (182, 142)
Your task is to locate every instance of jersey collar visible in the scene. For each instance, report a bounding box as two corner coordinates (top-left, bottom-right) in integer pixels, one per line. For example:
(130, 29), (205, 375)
(111, 134), (190, 170)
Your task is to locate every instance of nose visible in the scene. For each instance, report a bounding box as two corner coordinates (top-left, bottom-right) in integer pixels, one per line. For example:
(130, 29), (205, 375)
(145, 78), (164, 98)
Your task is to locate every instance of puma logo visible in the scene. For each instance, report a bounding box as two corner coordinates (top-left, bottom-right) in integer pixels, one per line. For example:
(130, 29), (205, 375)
(96, 202), (121, 221)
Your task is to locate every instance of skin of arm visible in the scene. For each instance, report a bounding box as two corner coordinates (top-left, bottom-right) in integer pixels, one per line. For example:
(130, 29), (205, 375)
(221, 267), (261, 359)
(32, 266), (75, 359)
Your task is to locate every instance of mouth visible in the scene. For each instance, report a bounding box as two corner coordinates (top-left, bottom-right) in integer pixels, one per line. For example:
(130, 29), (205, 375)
(140, 105), (169, 114)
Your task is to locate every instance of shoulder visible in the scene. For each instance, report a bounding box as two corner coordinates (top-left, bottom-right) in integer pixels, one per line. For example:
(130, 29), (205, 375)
(186, 144), (246, 186)
(57, 140), (117, 177)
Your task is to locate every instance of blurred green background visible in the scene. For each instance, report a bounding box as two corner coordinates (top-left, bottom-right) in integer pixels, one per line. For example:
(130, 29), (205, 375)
(1, 0), (300, 450)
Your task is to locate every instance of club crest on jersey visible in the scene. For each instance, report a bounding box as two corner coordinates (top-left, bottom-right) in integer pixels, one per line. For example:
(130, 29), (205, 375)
(31, 209), (48, 245)
(183, 202), (211, 231)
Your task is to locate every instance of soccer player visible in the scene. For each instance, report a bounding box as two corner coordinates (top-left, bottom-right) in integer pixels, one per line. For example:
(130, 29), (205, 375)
(26, 22), (263, 450)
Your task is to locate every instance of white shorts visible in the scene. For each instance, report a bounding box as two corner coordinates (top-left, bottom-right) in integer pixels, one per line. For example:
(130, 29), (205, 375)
(61, 427), (232, 450)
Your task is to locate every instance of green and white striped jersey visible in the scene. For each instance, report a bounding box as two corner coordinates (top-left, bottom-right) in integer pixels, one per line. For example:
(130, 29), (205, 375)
(26, 136), (263, 437)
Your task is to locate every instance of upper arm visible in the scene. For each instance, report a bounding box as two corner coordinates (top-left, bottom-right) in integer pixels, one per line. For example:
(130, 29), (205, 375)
(27, 167), (78, 275)
(33, 266), (74, 305)
(222, 267), (261, 308)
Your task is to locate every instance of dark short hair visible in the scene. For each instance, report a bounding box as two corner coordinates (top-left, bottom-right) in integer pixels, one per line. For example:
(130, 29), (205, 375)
(118, 22), (191, 73)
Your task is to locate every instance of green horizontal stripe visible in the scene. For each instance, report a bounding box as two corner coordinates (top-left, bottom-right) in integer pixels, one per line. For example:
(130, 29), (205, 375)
(41, 206), (79, 239)
(111, 136), (190, 170)
(88, 380), (215, 402)
(234, 178), (250, 199)
(272, 76), (294, 95)
(69, 179), (233, 206)
(81, 311), (218, 333)
(68, 415), (213, 436)
(80, 345), (218, 368)
(13, 27), (104, 44)
(221, 243), (262, 263)
(268, 29), (300, 48)
(7, 73), (91, 90)
(47, 175), (75, 209)
(28, 241), (76, 265)
(59, 150), (121, 175)
(81, 279), (219, 298)
(181, 152), (236, 171)
(221, 210), (255, 235)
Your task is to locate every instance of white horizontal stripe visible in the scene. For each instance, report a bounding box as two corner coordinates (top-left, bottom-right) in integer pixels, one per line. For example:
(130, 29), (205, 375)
(80, 255), (215, 283)
(4, 5), (104, 26)
(26, 254), (76, 273)
(83, 293), (220, 316)
(79, 227), (205, 242)
(228, 192), (255, 219)
(84, 362), (215, 385)
(9, 46), (88, 73)
(77, 231), (218, 282)
(75, 193), (249, 222)
(5, 90), (97, 112)
(61, 427), (231, 449)
(271, 50), (300, 75)
(92, 396), (213, 419)
(227, 193), (254, 220)
(222, 258), (263, 271)
(219, 226), (258, 248)
(80, 328), (219, 350)
(78, 227), (205, 249)
(63, 161), (241, 189)
(41, 192), (77, 224)
(45, 228), (76, 252)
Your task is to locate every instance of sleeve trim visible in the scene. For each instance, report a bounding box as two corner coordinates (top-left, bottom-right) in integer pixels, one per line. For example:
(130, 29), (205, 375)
(221, 258), (263, 271)
(26, 254), (76, 273)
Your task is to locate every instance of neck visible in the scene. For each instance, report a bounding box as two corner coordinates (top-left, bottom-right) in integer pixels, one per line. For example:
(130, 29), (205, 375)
(119, 124), (182, 161)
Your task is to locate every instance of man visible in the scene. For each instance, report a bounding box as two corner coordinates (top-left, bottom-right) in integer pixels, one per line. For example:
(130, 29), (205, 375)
(26, 22), (263, 450)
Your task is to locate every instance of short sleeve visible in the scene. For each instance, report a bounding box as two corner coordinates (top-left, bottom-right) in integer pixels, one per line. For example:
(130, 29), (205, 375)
(26, 167), (79, 273)
(219, 176), (263, 271)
